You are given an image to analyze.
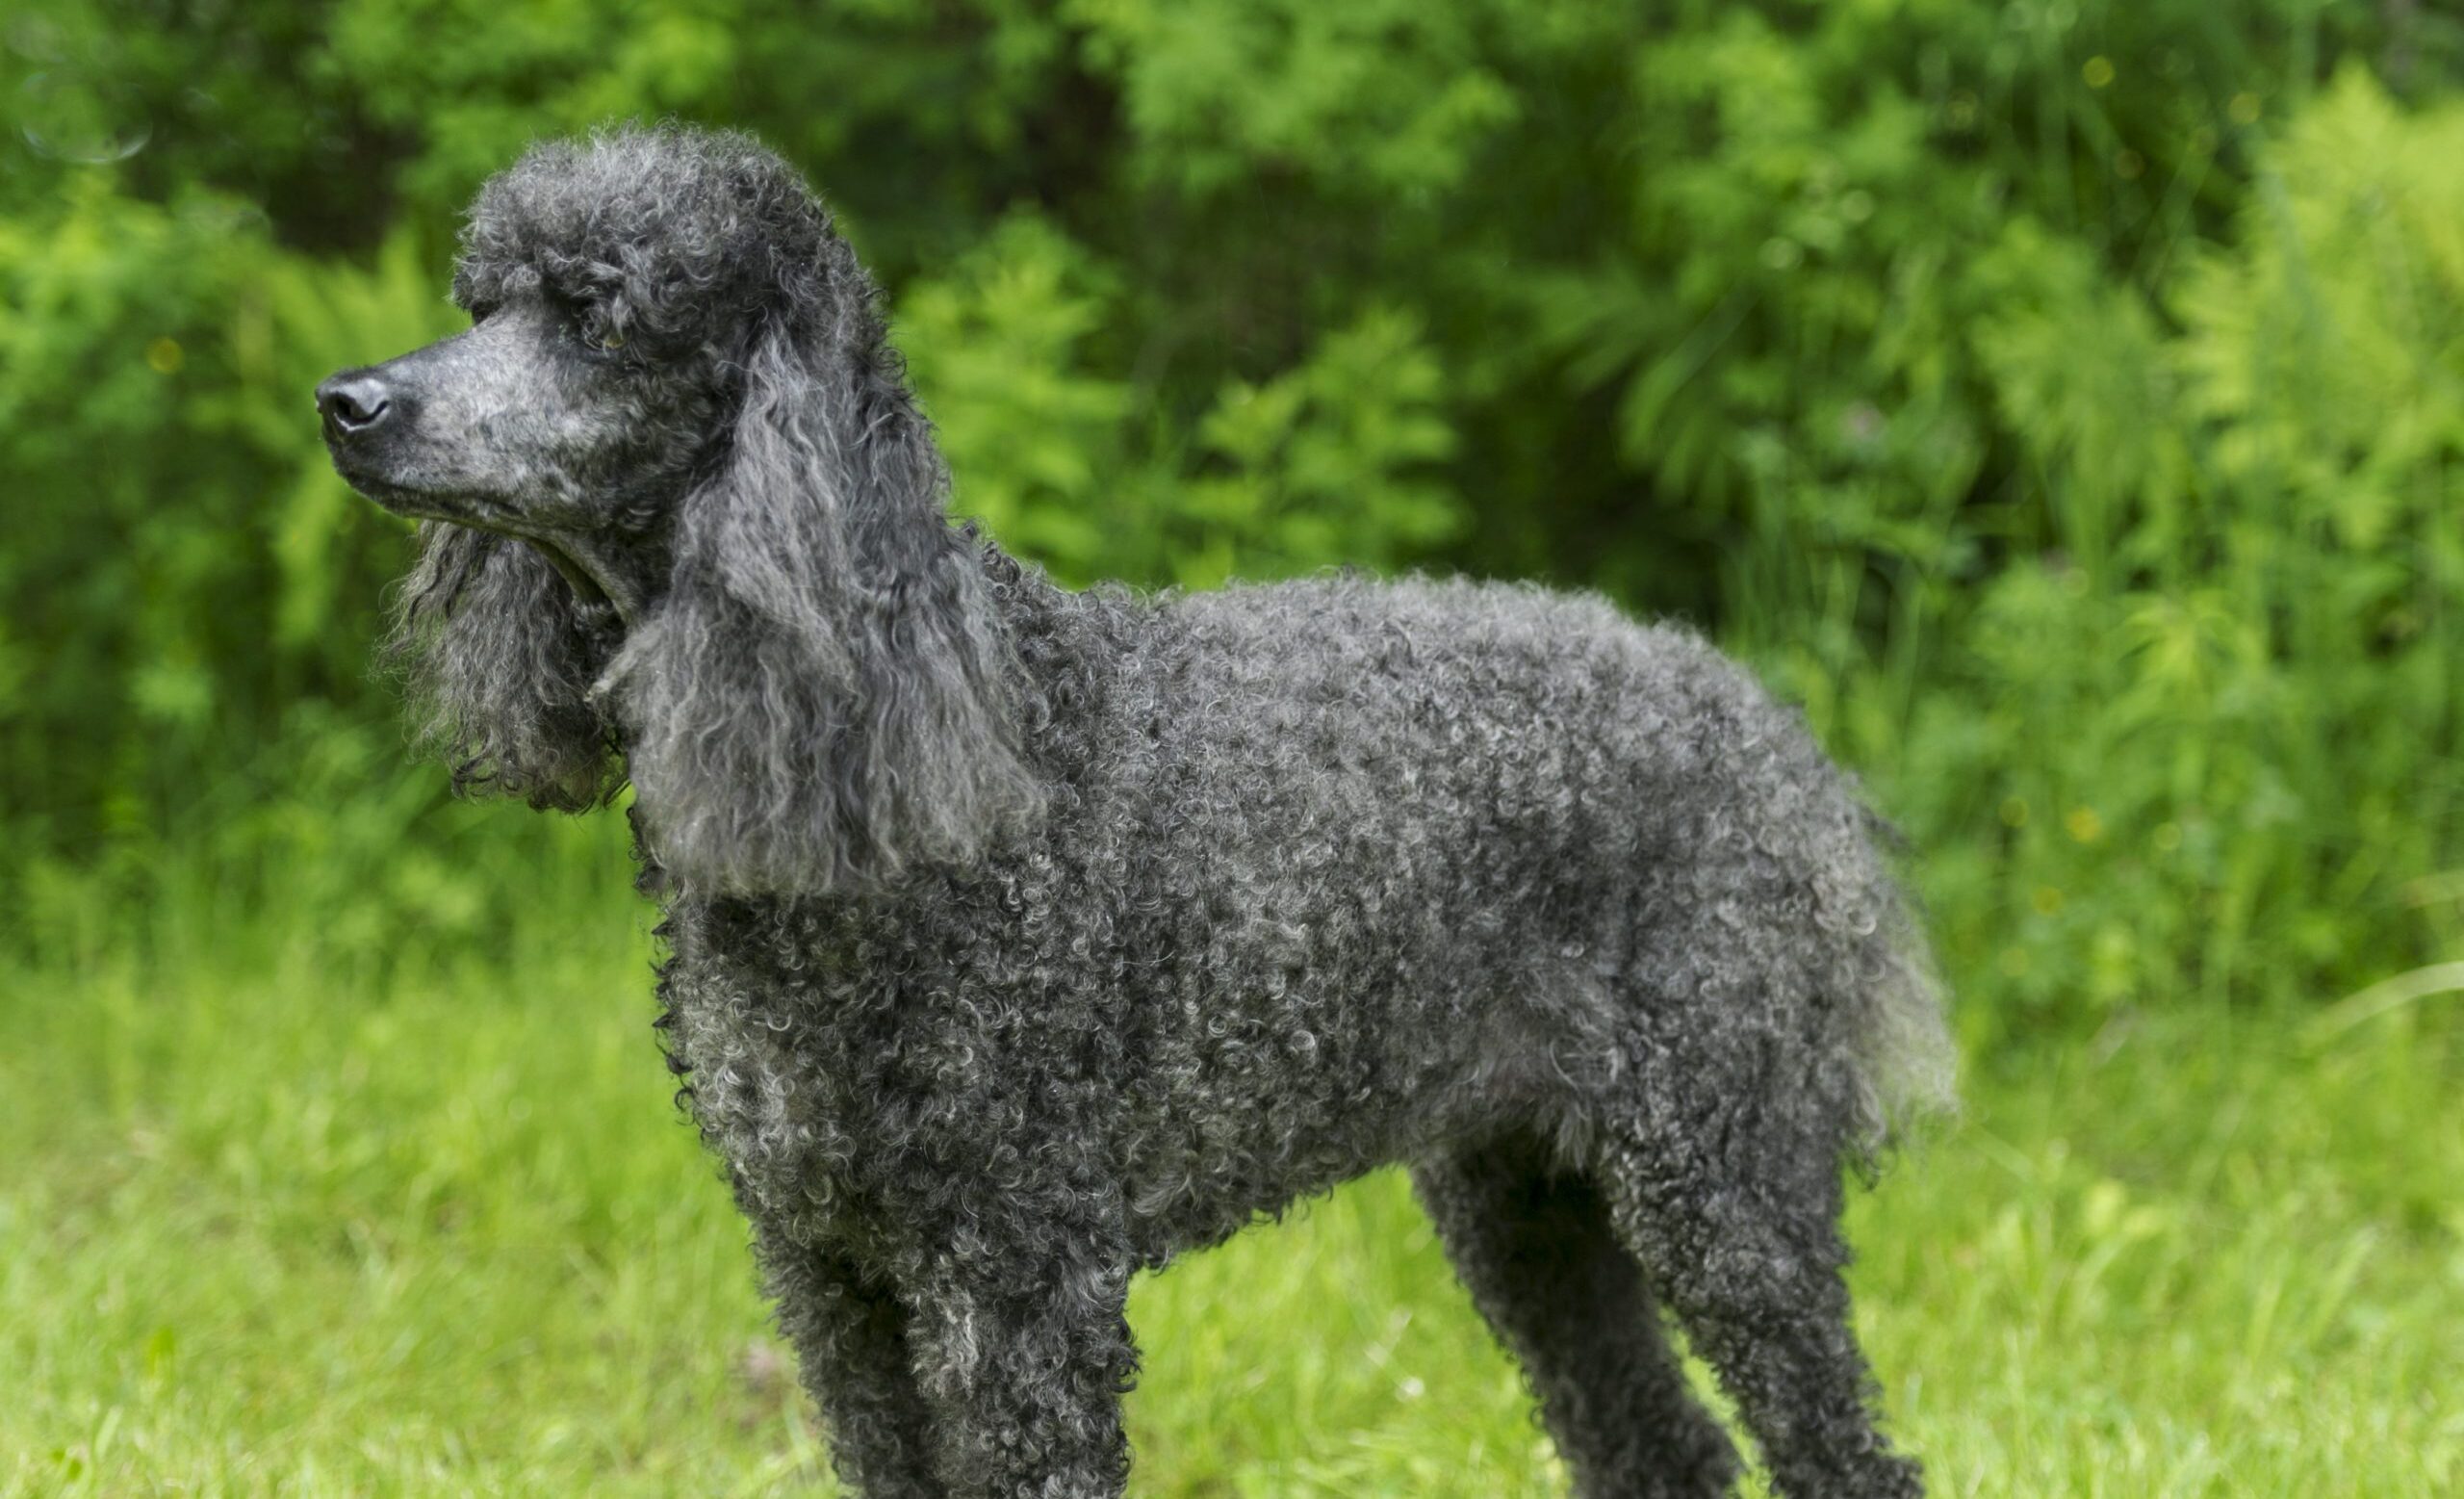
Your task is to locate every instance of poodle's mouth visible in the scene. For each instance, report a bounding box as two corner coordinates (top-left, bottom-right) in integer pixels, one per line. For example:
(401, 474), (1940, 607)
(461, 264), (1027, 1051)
(341, 469), (621, 618)
(337, 465), (483, 525)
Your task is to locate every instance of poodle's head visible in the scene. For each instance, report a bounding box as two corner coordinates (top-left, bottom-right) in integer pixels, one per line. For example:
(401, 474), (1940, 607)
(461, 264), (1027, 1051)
(320, 129), (816, 615)
(320, 125), (1038, 895)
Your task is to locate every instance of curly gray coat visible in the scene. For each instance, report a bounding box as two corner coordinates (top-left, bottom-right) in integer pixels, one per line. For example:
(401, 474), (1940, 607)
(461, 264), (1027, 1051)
(318, 126), (1955, 1499)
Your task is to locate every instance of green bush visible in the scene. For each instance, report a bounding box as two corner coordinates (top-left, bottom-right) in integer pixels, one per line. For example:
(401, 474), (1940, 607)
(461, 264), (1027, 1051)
(5, 0), (2462, 1037)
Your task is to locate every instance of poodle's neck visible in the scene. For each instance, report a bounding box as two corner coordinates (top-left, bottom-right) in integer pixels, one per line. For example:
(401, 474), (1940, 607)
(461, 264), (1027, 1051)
(966, 530), (1091, 702)
(966, 530), (1068, 631)
(959, 530), (1144, 777)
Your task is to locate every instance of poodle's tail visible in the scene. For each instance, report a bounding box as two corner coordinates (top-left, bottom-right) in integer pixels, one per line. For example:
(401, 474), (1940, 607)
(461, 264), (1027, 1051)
(1837, 809), (1959, 1160)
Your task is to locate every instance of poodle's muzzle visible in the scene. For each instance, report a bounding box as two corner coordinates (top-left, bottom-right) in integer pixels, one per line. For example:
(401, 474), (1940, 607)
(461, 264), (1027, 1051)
(317, 368), (431, 510)
(317, 308), (657, 623)
(318, 349), (459, 523)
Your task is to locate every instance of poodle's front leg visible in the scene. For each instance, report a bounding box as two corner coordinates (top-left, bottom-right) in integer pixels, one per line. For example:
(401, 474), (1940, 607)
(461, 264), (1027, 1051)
(899, 1196), (1141, 1499)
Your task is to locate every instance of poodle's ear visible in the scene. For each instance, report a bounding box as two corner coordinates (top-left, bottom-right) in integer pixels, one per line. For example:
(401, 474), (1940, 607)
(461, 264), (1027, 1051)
(387, 523), (619, 811)
(604, 319), (1040, 895)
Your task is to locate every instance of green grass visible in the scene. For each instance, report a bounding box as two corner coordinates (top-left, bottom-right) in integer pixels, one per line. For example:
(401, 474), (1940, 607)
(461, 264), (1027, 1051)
(5, 913), (2458, 1497)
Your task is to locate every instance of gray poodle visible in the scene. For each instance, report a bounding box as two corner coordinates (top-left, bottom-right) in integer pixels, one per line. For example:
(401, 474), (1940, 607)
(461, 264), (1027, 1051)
(317, 126), (1954, 1499)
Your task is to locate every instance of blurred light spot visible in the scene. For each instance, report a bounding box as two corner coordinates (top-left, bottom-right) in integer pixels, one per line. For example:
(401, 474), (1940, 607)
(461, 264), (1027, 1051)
(2000, 797), (2030, 829)
(2189, 126), (2220, 156)
(179, 198), (270, 237)
(2082, 56), (2116, 90)
(19, 71), (152, 164)
(2066, 807), (2103, 843)
(145, 337), (184, 375)
(1946, 92), (1979, 130)
(2032, 885), (2065, 916)
(2152, 821), (2183, 852)
(1759, 237), (1803, 271)
(1999, 946), (2031, 977)
(1839, 189), (1875, 224)
(2115, 148), (2145, 180)
(2228, 92), (2261, 125)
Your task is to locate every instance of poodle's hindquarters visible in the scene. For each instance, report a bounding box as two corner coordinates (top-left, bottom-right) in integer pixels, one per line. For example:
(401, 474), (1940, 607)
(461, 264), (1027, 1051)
(1415, 638), (1947, 1498)
(1512, 841), (1937, 1493)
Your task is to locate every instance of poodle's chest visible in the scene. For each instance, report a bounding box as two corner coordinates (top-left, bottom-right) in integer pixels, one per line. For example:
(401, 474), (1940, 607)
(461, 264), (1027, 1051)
(661, 985), (873, 1229)
(648, 922), (914, 1223)
(651, 916), (1073, 1239)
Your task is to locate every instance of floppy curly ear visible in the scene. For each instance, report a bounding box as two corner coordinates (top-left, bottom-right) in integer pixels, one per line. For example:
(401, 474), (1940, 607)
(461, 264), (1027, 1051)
(604, 319), (1040, 895)
(386, 523), (619, 810)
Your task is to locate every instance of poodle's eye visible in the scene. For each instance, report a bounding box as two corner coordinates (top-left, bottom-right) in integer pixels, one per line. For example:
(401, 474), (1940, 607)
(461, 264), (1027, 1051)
(558, 293), (627, 356)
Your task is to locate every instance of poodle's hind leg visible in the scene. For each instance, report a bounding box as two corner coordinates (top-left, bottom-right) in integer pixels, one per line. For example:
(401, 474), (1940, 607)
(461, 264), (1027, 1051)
(761, 1232), (948, 1498)
(1592, 1103), (1920, 1499)
(1412, 1132), (1739, 1498)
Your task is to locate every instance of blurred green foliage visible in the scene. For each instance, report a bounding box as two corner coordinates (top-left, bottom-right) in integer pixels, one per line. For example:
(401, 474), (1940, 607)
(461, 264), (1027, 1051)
(5, 0), (2463, 1040)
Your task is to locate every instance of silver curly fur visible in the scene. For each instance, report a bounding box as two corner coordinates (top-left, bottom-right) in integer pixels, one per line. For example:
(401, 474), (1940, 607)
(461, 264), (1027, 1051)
(324, 125), (1955, 1499)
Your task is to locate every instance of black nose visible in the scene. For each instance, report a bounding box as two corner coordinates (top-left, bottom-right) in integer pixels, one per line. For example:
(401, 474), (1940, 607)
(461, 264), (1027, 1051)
(317, 374), (394, 438)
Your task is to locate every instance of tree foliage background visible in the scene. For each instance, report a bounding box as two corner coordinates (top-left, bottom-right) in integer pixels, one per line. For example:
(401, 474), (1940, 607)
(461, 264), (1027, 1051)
(6, 0), (2464, 1042)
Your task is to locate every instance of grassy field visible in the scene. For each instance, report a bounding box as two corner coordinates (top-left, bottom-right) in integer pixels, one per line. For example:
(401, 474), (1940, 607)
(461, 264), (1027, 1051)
(5, 910), (2458, 1497)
